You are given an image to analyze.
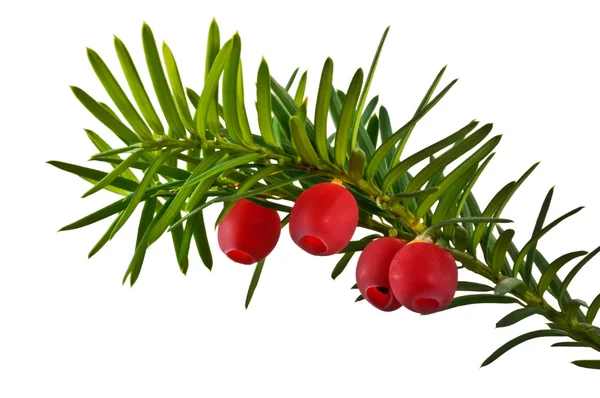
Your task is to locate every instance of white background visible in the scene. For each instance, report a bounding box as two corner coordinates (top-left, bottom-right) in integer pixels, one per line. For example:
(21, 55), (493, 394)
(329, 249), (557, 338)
(2, 0), (600, 396)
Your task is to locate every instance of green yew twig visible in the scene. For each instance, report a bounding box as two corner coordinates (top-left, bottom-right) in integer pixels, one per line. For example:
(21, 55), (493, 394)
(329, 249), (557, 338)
(50, 20), (600, 370)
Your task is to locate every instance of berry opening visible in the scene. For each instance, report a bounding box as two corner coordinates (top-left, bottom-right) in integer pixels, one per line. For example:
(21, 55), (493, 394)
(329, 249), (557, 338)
(413, 297), (440, 314)
(376, 286), (389, 294)
(298, 235), (328, 255)
(366, 286), (390, 309)
(226, 249), (256, 265)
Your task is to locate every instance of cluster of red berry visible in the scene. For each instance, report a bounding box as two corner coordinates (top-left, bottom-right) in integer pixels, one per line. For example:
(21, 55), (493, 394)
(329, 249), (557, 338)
(218, 181), (458, 314)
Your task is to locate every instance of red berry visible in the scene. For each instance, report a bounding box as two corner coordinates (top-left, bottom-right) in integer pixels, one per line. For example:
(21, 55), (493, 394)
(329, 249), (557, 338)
(356, 237), (406, 311)
(289, 182), (358, 256)
(388, 241), (458, 314)
(217, 199), (281, 265)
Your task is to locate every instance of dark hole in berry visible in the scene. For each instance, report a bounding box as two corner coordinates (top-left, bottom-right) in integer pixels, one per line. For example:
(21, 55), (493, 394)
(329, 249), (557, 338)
(366, 286), (390, 309)
(376, 286), (389, 294)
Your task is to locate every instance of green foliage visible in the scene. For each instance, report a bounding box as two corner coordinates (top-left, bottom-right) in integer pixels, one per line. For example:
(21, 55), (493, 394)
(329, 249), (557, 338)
(572, 360), (600, 370)
(444, 294), (522, 311)
(391, 66), (448, 168)
(456, 281), (493, 292)
(195, 38), (233, 139)
(491, 229), (515, 276)
(494, 278), (525, 296)
(245, 259), (265, 308)
(351, 26), (389, 150)
(557, 247), (600, 304)
(314, 58), (334, 162)
(82, 150), (145, 198)
(381, 120), (478, 192)
(512, 206), (584, 278)
(114, 36), (164, 134)
(71, 86), (141, 145)
(331, 252), (356, 280)
(334, 69), (363, 169)
(496, 307), (546, 328)
(256, 59), (280, 148)
(523, 187), (554, 284)
(348, 148), (366, 182)
(290, 115), (319, 167)
(193, 207), (213, 270)
(537, 251), (587, 297)
(364, 78), (457, 182)
(141, 24), (186, 139)
(49, 160), (139, 195)
(481, 330), (568, 367)
(53, 20), (600, 370)
(87, 48), (154, 140)
(163, 42), (196, 135)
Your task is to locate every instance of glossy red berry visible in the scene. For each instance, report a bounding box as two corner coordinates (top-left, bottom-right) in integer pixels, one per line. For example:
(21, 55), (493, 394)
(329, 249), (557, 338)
(356, 237), (406, 311)
(217, 199), (281, 265)
(388, 241), (458, 314)
(289, 182), (359, 256)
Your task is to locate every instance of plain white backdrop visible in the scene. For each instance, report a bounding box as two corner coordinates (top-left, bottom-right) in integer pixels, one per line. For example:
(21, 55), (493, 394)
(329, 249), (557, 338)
(1, 0), (600, 396)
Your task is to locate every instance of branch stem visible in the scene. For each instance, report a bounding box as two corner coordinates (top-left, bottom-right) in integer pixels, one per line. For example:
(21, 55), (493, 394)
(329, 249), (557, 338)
(140, 137), (600, 352)
(142, 137), (426, 233)
(451, 249), (600, 352)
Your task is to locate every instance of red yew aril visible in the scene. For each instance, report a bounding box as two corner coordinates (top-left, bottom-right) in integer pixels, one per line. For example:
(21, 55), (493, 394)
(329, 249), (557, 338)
(289, 182), (358, 256)
(217, 199), (281, 265)
(356, 237), (406, 311)
(388, 241), (458, 314)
